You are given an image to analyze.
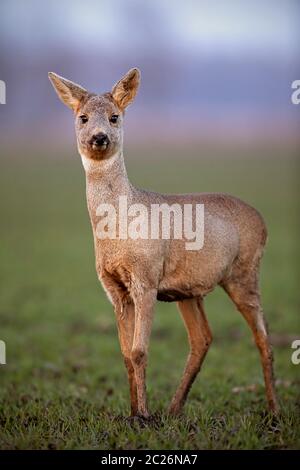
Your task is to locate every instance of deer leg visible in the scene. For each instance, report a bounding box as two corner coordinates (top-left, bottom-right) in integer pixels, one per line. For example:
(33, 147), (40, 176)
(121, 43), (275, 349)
(169, 297), (212, 416)
(223, 278), (279, 414)
(101, 273), (138, 416)
(115, 301), (138, 416)
(131, 288), (156, 418)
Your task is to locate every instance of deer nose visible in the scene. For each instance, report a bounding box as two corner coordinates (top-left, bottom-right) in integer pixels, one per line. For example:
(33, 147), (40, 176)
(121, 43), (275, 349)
(90, 132), (110, 148)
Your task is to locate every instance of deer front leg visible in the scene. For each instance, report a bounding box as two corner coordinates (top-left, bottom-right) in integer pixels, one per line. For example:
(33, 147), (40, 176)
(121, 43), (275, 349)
(100, 274), (138, 415)
(131, 288), (157, 418)
(115, 301), (138, 416)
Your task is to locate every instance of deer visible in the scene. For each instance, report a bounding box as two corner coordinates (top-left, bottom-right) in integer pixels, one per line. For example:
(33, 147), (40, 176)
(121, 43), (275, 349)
(48, 68), (278, 419)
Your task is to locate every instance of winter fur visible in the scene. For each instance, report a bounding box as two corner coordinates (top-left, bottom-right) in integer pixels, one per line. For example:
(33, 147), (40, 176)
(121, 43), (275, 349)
(49, 68), (278, 418)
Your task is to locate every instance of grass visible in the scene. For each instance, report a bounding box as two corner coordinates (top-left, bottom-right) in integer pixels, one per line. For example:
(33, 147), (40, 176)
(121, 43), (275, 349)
(0, 143), (299, 449)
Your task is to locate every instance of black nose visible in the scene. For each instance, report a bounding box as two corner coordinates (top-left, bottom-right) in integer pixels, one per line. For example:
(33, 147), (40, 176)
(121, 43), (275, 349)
(90, 132), (110, 148)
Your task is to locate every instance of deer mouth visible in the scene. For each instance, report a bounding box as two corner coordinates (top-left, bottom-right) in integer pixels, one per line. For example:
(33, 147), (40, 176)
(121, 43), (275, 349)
(91, 141), (109, 151)
(89, 133), (110, 151)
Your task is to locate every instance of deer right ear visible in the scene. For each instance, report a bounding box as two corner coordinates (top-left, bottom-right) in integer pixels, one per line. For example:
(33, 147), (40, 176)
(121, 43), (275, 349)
(48, 72), (88, 112)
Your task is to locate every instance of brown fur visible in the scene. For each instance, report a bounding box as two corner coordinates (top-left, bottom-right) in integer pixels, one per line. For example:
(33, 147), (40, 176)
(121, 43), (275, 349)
(49, 68), (278, 418)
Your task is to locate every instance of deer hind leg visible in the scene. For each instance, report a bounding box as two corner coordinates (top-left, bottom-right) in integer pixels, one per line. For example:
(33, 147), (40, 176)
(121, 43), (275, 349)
(223, 274), (279, 414)
(169, 297), (212, 416)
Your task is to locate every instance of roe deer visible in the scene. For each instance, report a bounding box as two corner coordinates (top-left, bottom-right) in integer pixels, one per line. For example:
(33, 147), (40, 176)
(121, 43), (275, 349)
(49, 68), (278, 418)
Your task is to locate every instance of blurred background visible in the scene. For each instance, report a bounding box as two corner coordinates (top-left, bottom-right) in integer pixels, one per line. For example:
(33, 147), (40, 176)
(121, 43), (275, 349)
(0, 0), (299, 449)
(0, 0), (299, 146)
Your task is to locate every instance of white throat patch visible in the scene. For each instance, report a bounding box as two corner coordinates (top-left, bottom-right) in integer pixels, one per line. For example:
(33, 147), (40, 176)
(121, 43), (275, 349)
(80, 151), (121, 174)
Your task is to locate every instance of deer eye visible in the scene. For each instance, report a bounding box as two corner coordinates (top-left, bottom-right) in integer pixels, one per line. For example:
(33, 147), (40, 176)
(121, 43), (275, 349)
(79, 114), (88, 124)
(110, 114), (119, 124)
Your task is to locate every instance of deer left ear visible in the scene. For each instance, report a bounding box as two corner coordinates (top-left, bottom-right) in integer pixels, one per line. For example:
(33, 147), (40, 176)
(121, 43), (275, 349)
(111, 68), (141, 111)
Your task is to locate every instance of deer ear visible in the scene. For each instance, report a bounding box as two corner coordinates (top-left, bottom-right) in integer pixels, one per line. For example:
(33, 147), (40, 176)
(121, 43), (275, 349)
(111, 68), (141, 111)
(48, 72), (88, 111)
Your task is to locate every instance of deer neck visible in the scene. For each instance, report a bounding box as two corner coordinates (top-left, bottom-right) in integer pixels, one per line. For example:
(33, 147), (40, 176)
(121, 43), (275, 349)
(81, 150), (133, 227)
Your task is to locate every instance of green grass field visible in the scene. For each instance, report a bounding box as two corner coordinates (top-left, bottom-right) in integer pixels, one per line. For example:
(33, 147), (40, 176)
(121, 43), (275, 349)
(0, 144), (299, 449)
